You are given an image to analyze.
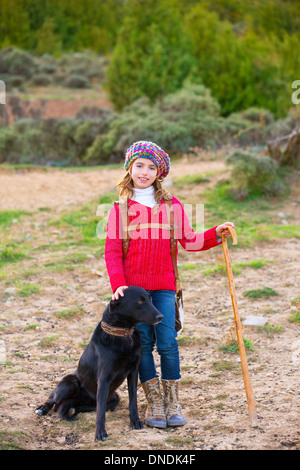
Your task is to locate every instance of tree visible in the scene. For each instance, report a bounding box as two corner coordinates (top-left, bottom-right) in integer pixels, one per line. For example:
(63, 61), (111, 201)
(107, 0), (195, 110)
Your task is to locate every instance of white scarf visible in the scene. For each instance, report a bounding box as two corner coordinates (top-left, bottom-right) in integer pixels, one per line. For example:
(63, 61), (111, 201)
(132, 185), (157, 208)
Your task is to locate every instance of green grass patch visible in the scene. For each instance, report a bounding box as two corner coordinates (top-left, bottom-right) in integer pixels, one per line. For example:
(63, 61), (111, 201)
(218, 338), (254, 354)
(289, 311), (300, 324)
(211, 360), (239, 372)
(177, 335), (207, 346)
(237, 259), (271, 269)
(180, 259), (272, 277)
(291, 297), (300, 309)
(256, 324), (283, 337)
(173, 173), (210, 189)
(0, 429), (25, 450)
(38, 335), (61, 347)
(25, 324), (40, 330)
(56, 306), (85, 319)
(49, 200), (107, 247)
(202, 182), (298, 246)
(44, 252), (89, 271)
(0, 242), (29, 266)
(0, 210), (32, 227)
(242, 286), (279, 299)
(16, 283), (40, 297)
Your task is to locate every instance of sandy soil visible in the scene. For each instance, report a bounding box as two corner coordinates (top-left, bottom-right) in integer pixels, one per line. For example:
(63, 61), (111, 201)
(0, 159), (299, 451)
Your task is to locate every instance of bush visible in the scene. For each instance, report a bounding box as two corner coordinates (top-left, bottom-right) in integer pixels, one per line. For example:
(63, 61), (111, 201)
(10, 75), (25, 87)
(0, 47), (35, 79)
(221, 107), (274, 146)
(0, 127), (22, 163)
(63, 74), (91, 89)
(226, 150), (286, 199)
(31, 74), (52, 86)
(86, 82), (223, 163)
(0, 111), (113, 166)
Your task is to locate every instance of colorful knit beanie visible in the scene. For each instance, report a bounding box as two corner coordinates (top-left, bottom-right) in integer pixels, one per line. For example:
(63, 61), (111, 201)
(124, 141), (170, 179)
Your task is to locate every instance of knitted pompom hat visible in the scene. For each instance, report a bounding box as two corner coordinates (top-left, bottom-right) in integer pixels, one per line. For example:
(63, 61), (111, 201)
(124, 141), (170, 179)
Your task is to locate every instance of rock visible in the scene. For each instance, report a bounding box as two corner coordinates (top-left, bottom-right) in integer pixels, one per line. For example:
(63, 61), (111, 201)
(217, 442), (233, 450)
(4, 287), (17, 294)
(243, 315), (267, 326)
(66, 285), (77, 293)
(0, 340), (6, 362)
(91, 269), (104, 277)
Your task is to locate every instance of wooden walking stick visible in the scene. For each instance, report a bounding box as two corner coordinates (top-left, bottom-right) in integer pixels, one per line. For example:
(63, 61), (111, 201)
(222, 226), (258, 427)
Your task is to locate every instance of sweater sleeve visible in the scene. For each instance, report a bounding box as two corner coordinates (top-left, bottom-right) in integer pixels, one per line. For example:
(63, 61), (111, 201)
(172, 197), (222, 252)
(104, 203), (127, 292)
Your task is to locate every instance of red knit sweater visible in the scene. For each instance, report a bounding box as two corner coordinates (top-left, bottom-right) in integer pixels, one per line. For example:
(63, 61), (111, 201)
(105, 196), (222, 293)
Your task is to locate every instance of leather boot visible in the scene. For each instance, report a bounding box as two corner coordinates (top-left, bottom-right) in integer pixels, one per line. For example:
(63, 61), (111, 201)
(141, 377), (166, 428)
(162, 379), (186, 426)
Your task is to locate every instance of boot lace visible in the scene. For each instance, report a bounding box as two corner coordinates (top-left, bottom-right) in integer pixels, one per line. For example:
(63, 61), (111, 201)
(147, 381), (165, 416)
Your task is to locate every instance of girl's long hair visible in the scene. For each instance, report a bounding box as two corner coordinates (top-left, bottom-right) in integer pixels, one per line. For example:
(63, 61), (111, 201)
(116, 162), (172, 203)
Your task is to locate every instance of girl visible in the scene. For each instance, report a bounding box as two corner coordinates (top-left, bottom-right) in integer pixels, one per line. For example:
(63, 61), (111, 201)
(104, 141), (234, 429)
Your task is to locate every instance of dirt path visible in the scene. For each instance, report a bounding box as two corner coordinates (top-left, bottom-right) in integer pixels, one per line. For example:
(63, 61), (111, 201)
(0, 160), (299, 451)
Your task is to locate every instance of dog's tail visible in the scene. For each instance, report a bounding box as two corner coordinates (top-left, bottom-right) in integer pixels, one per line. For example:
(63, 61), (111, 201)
(56, 374), (97, 421)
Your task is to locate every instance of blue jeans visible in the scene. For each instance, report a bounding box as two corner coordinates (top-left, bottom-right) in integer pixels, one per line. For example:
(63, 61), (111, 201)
(135, 289), (181, 383)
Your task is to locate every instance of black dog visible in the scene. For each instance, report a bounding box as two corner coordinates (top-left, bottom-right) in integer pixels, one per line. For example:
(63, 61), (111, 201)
(36, 286), (163, 441)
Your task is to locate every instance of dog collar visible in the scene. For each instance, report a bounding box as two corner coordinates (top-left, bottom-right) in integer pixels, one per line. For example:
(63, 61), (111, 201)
(101, 321), (134, 337)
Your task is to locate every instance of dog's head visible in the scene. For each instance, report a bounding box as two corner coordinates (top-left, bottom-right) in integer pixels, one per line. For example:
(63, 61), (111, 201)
(108, 286), (163, 326)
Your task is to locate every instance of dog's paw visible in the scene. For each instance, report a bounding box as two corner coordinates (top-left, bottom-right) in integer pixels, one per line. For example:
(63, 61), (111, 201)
(131, 419), (144, 430)
(35, 405), (47, 416)
(95, 430), (108, 441)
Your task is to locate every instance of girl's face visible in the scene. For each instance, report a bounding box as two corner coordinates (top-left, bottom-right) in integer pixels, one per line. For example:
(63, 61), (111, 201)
(131, 158), (158, 189)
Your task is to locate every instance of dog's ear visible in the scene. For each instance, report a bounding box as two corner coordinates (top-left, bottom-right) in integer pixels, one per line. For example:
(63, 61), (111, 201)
(109, 298), (121, 311)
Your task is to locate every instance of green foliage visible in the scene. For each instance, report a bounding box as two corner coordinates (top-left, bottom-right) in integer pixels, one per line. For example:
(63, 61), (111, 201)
(1, 0), (299, 118)
(86, 83), (222, 162)
(0, 243), (28, 266)
(107, 0), (195, 109)
(0, 115), (113, 166)
(56, 306), (85, 319)
(0, 210), (31, 226)
(242, 287), (279, 299)
(289, 312), (300, 324)
(219, 338), (254, 354)
(185, 4), (291, 118)
(226, 150), (286, 199)
(0, 0), (123, 54)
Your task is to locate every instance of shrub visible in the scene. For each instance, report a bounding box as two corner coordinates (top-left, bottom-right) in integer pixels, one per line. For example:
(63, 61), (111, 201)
(86, 82), (223, 163)
(63, 74), (91, 89)
(0, 112), (113, 166)
(31, 74), (52, 86)
(0, 47), (35, 79)
(0, 127), (22, 163)
(221, 108), (274, 146)
(226, 150), (285, 199)
(9, 75), (25, 87)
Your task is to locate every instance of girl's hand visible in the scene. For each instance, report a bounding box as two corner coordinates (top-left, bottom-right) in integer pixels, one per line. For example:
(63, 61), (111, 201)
(112, 286), (128, 300)
(215, 222), (235, 239)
